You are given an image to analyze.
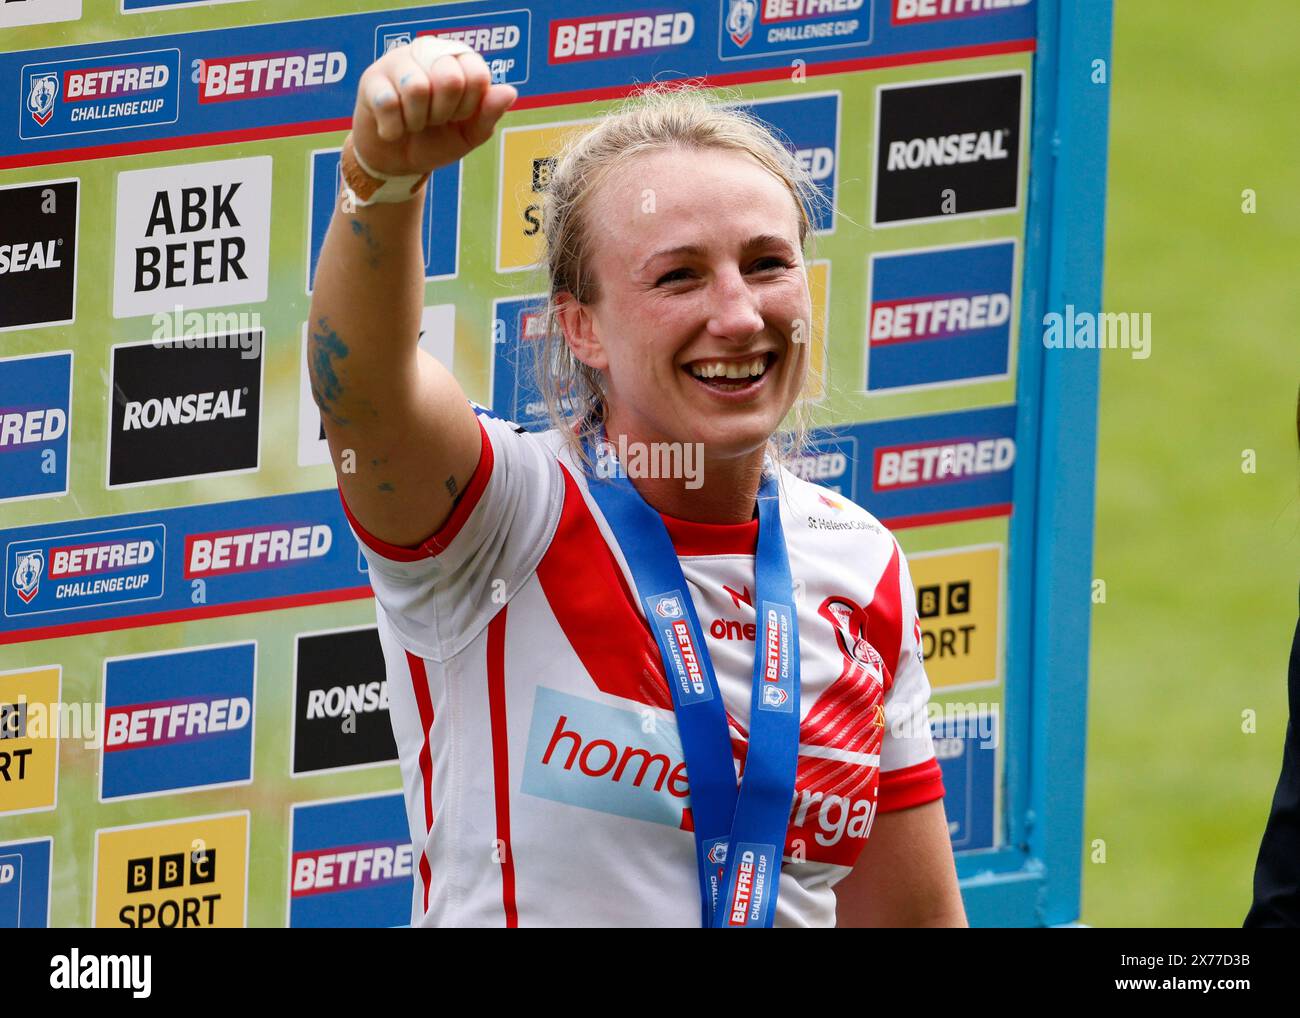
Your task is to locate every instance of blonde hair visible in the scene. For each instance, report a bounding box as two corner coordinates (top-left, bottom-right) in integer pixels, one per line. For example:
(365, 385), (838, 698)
(528, 78), (832, 476)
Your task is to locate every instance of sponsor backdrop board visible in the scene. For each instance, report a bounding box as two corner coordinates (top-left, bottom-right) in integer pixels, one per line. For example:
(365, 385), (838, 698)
(0, 0), (1108, 927)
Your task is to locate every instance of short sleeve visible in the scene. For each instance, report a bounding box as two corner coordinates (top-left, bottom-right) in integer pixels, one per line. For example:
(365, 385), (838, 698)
(339, 408), (565, 662)
(877, 539), (946, 814)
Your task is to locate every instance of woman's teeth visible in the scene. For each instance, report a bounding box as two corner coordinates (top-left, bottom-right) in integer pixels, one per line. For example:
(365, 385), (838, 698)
(688, 356), (767, 380)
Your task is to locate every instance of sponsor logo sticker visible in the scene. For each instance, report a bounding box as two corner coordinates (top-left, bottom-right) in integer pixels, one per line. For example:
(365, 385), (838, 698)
(0, 179), (78, 332)
(19, 47), (180, 140)
(0, 351), (72, 504)
(5, 524), (165, 618)
(908, 544), (1003, 689)
(0, 666), (61, 816)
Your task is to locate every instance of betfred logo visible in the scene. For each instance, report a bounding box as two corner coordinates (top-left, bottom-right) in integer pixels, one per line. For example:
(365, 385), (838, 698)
(19, 48), (179, 140)
(549, 11), (694, 62)
(865, 240), (1017, 392)
(197, 50), (347, 103)
(293, 627), (397, 776)
(728, 849), (755, 924)
(873, 72), (1023, 225)
(5, 525), (166, 618)
(0, 350), (73, 504)
(874, 436), (1015, 491)
(184, 524), (332, 578)
(288, 794), (413, 927)
(107, 336), (263, 487)
(719, 0), (872, 59)
(101, 642), (256, 801)
(0, 180), (78, 333)
(671, 619), (707, 697)
(892, 0), (1031, 24)
(113, 156), (271, 319)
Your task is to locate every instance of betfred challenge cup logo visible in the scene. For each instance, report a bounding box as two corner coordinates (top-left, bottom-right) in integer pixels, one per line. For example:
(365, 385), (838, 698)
(726, 0), (756, 47)
(27, 73), (58, 127)
(12, 550), (44, 604)
(654, 596), (683, 619)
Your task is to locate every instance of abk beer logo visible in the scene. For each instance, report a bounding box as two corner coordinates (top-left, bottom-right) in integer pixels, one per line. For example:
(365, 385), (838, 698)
(0, 180), (78, 332)
(1, 0), (82, 29)
(100, 643), (255, 801)
(18, 48), (179, 140)
(107, 335), (263, 487)
(197, 49), (347, 103)
(0, 837), (52, 928)
(292, 627), (397, 775)
(5, 525), (165, 618)
(865, 240), (1017, 391)
(0, 666), (61, 817)
(373, 10), (531, 84)
(94, 812), (248, 927)
(719, 0), (872, 60)
(0, 351), (72, 504)
(113, 156), (272, 319)
(549, 11), (695, 63)
(288, 794), (413, 927)
(873, 72), (1023, 225)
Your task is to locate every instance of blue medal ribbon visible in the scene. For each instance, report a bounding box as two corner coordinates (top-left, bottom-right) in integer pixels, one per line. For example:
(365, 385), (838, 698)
(581, 429), (800, 928)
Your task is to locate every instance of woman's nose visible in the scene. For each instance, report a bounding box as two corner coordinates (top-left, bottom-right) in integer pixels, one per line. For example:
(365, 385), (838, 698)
(706, 265), (764, 340)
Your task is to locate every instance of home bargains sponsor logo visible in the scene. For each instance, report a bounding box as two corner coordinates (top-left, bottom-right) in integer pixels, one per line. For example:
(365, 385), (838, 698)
(107, 336), (262, 488)
(5, 525), (165, 618)
(375, 9), (531, 85)
(892, 0), (1030, 24)
(292, 627), (397, 775)
(197, 49), (347, 103)
(808, 406), (1016, 528)
(1, 666), (61, 817)
(739, 92), (839, 233)
(1, 0), (81, 29)
(101, 642), (255, 801)
(0, 351), (72, 504)
(873, 72), (1023, 226)
(307, 147), (459, 290)
(93, 812), (248, 927)
(288, 794), (412, 927)
(184, 523), (333, 579)
(19, 48), (179, 140)
(0, 837), (53, 928)
(113, 156), (272, 319)
(1, 180), (78, 332)
(549, 10), (695, 63)
(523, 687), (691, 828)
(719, 0), (872, 61)
(865, 240), (1016, 391)
(932, 710), (996, 850)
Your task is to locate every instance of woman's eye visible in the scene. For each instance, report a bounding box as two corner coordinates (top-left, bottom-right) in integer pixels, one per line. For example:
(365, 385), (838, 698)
(657, 268), (691, 284)
(752, 257), (790, 272)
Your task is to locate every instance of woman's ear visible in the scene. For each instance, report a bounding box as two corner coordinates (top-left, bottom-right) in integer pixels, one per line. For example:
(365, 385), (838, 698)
(555, 291), (608, 372)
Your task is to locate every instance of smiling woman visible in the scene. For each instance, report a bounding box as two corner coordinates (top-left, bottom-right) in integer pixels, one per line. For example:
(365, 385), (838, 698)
(307, 38), (964, 928)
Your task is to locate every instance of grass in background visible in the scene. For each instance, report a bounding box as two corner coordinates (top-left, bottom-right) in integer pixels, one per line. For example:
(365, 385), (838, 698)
(1083, 1), (1300, 927)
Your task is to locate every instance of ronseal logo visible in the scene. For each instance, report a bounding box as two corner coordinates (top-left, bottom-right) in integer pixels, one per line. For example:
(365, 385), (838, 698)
(113, 156), (272, 319)
(292, 627), (398, 776)
(108, 335), (263, 487)
(0, 351), (73, 504)
(0, 180), (78, 332)
(19, 48), (179, 140)
(873, 72), (1023, 225)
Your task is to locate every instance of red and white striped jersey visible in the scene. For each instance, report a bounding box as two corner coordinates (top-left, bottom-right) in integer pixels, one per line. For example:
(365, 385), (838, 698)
(341, 409), (945, 927)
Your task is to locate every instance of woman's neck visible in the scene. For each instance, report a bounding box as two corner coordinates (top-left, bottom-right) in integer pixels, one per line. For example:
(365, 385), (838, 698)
(599, 410), (766, 524)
